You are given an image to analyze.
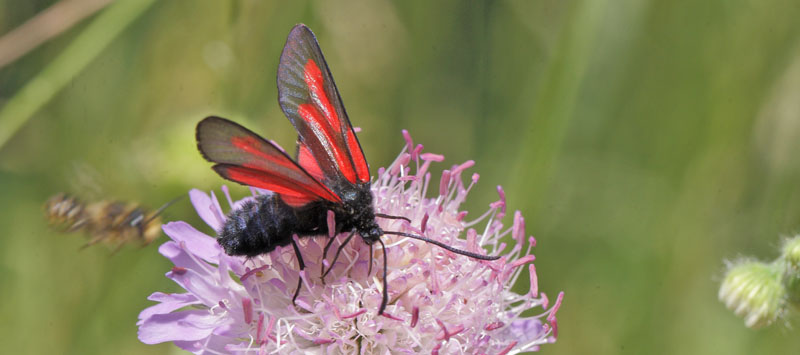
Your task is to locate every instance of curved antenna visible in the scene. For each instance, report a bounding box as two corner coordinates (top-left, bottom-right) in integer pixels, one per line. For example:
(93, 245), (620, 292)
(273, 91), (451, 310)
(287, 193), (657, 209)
(377, 238), (388, 315)
(382, 230), (500, 261)
(375, 213), (411, 223)
(141, 195), (185, 226)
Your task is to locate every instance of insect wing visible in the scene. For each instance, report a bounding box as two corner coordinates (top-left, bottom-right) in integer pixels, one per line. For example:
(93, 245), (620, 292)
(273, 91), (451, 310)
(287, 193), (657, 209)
(196, 116), (341, 206)
(277, 24), (370, 186)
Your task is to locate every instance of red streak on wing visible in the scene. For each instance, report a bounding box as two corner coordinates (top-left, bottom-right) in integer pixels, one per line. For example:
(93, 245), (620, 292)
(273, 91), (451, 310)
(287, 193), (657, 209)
(223, 166), (340, 203)
(346, 132), (370, 183)
(298, 144), (325, 181)
(298, 103), (357, 183)
(231, 135), (296, 171)
(303, 60), (341, 129)
(280, 194), (315, 207)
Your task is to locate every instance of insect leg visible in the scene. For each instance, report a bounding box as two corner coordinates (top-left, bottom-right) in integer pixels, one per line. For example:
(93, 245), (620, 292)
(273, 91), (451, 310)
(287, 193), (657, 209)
(367, 242), (374, 277)
(290, 236), (306, 307)
(321, 230), (356, 280)
(320, 235), (337, 280)
(378, 238), (388, 315)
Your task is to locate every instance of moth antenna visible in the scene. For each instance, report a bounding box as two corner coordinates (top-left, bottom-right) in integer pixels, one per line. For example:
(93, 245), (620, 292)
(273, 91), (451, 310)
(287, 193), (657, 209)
(382, 230), (500, 261)
(378, 238), (388, 315)
(375, 213), (411, 223)
(142, 196), (185, 225)
(321, 230), (356, 279)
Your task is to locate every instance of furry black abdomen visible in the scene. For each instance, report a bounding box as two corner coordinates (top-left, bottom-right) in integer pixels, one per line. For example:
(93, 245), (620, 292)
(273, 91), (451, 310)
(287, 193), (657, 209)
(217, 194), (329, 257)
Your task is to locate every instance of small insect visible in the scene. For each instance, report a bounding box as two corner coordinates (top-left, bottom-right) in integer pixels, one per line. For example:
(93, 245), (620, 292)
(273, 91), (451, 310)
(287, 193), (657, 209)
(44, 193), (173, 252)
(196, 24), (499, 315)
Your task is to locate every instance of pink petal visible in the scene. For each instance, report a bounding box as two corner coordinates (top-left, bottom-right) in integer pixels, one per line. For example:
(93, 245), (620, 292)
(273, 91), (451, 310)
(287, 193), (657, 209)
(138, 292), (199, 325)
(138, 310), (220, 344)
(162, 221), (221, 264)
(189, 189), (225, 230)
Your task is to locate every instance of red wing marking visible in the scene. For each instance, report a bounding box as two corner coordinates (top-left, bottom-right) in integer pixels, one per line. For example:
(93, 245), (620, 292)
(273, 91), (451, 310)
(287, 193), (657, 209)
(298, 144), (325, 182)
(304, 60), (342, 130)
(346, 131), (370, 183)
(298, 103), (358, 183)
(220, 165), (339, 203)
(231, 135), (297, 171)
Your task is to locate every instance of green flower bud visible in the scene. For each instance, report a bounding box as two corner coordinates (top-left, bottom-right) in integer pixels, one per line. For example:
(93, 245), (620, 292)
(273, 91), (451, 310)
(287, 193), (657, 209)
(719, 259), (785, 329)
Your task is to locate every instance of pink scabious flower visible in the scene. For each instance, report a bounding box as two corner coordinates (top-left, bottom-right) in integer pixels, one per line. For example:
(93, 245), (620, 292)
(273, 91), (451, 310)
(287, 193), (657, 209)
(138, 131), (564, 354)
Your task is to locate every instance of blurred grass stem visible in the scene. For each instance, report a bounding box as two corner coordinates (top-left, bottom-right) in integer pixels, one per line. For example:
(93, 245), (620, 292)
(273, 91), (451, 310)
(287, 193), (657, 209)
(0, 0), (156, 151)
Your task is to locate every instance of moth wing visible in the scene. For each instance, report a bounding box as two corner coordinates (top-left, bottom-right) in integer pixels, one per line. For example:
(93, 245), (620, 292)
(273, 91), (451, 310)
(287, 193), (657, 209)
(196, 116), (341, 206)
(277, 24), (370, 187)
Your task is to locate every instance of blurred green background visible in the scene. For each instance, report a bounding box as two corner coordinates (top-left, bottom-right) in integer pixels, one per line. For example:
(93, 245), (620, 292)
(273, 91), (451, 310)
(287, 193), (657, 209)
(2, 0), (800, 354)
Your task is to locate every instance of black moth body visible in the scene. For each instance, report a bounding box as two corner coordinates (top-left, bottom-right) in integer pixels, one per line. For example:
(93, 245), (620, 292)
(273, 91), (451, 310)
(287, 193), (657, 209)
(218, 184), (381, 258)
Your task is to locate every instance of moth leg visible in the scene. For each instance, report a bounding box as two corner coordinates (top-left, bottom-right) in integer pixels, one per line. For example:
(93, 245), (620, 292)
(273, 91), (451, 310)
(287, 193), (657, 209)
(290, 236), (306, 307)
(367, 243), (374, 277)
(321, 230), (356, 280)
(320, 235), (337, 283)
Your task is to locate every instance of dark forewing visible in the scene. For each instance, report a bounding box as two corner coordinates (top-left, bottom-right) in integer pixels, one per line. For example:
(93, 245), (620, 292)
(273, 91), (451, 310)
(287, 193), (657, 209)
(196, 116), (341, 206)
(277, 24), (370, 186)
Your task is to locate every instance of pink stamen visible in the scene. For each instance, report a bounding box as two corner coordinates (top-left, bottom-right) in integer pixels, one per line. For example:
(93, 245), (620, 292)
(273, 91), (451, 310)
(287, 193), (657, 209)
(541, 292), (550, 309)
(439, 170), (451, 197)
(353, 126), (362, 133)
(452, 160), (475, 176)
(472, 173), (479, 183)
(313, 338), (335, 345)
(431, 342), (442, 355)
(218, 301), (228, 310)
(496, 186), (507, 215)
(421, 152), (445, 162)
(341, 309), (367, 319)
(509, 255), (535, 269)
(263, 316), (276, 344)
(410, 306), (420, 328)
(497, 341), (518, 355)
(240, 264), (269, 282)
(466, 228), (478, 252)
(255, 313), (264, 343)
(436, 324), (465, 341)
(390, 153), (411, 175)
(484, 321), (504, 331)
(420, 213), (429, 233)
(456, 211), (468, 221)
(529, 235), (537, 248)
(547, 292), (565, 337)
(402, 129), (413, 153)
(412, 144), (424, 160)
(380, 312), (403, 321)
(242, 298), (253, 324)
(399, 176), (418, 182)
(529, 264), (539, 297)
(512, 211), (525, 243)
(327, 210), (335, 239)
(171, 266), (187, 275)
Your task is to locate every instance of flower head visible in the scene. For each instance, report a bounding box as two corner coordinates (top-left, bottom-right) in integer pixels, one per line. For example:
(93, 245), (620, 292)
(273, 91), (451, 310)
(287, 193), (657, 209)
(138, 132), (563, 353)
(719, 259), (785, 329)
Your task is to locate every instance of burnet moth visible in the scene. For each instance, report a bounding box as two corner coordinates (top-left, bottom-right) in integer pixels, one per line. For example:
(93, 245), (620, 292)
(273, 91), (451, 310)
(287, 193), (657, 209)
(196, 24), (500, 315)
